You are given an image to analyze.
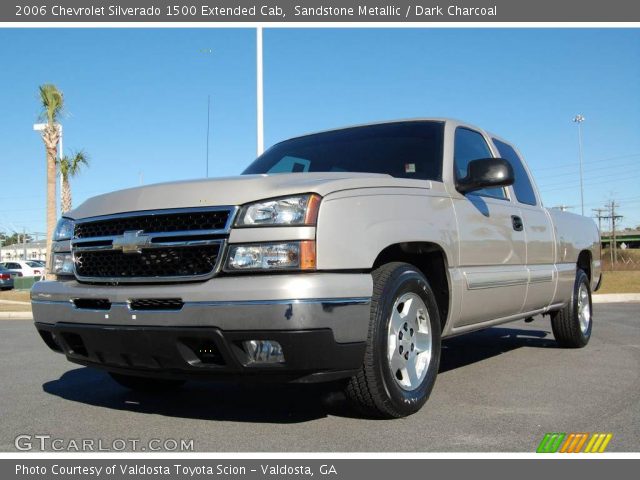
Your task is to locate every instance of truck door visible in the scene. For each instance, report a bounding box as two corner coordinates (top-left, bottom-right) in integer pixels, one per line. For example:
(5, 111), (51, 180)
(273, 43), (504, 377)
(451, 127), (528, 327)
(492, 138), (556, 312)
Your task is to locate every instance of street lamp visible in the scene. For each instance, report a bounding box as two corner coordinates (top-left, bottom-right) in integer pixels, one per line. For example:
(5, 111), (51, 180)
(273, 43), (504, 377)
(256, 26), (264, 156)
(573, 114), (585, 216)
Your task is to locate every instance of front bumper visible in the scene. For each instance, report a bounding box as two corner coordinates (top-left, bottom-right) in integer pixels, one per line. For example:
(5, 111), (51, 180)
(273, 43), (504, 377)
(32, 273), (372, 383)
(35, 322), (366, 383)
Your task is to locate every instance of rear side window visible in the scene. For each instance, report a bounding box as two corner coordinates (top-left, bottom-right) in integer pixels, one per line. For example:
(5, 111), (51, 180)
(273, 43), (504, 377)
(492, 139), (537, 206)
(454, 128), (507, 199)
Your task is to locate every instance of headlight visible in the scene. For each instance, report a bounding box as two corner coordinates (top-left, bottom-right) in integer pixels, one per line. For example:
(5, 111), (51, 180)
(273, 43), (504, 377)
(52, 253), (74, 275)
(235, 194), (321, 227)
(53, 218), (75, 241)
(225, 241), (316, 272)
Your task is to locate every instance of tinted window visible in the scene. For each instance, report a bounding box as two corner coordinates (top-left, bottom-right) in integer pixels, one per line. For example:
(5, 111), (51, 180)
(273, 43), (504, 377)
(243, 121), (444, 181)
(454, 128), (506, 199)
(493, 139), (537, 206)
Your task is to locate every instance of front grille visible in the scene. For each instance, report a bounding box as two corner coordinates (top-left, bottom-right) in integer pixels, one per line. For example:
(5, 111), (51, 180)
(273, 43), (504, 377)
(75, 209), (231, 239)
(75, 244), (221, 279)
(71, 207), (234, 283)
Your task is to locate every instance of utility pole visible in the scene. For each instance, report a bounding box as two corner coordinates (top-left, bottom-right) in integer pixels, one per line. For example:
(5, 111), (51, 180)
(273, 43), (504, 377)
(601, 201), (623, 268)
(554, 205), (573, 212)
(592, 208), (605, 235)
(611, 202), (620, 265)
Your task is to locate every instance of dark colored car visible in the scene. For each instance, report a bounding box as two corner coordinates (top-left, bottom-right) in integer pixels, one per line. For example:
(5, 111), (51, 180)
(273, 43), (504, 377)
(0, 266), (17, 290)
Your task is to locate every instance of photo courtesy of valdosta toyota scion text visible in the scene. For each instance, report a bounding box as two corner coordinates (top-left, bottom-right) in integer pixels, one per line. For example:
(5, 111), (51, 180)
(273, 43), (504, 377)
(0, 1), (639, 477)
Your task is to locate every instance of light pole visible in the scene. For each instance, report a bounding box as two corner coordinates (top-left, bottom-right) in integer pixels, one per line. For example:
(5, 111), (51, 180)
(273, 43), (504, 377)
(573, 114), (585, 216)
(256, 26), (264, 156)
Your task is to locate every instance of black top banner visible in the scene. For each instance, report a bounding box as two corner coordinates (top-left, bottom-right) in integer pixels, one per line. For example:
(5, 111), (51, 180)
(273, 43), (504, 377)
(3, 0), (640, 22)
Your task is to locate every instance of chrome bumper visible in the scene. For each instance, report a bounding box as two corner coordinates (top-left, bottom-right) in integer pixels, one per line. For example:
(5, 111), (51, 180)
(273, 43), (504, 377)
(31, 273), (373, 343)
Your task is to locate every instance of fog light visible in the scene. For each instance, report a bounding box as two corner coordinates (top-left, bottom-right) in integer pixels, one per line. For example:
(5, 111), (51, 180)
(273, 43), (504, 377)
(242, 340), (284, 364)
(52, 253), (74, 275)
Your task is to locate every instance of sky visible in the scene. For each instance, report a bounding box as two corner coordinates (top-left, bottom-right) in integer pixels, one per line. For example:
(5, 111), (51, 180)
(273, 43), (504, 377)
(0, 28), (639, 236)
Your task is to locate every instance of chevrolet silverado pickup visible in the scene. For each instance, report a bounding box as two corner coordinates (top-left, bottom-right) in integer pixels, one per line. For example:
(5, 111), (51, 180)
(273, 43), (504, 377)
(32, 119), (601, 418)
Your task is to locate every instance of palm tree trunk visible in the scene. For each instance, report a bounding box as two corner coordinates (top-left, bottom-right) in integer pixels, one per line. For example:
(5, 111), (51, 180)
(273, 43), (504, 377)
(43, 125), (59, 278)
(61, 177), (72, 214)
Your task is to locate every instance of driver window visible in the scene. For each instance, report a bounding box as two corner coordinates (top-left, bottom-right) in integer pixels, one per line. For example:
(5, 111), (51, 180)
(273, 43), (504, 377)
(454, 127), (507, 200)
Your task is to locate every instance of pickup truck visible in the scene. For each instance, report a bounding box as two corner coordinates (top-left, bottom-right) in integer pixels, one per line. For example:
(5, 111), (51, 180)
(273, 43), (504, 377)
(32, 119), (601, 418)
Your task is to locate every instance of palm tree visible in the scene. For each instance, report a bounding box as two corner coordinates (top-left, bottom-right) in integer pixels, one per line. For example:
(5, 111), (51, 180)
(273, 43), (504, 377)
(37, 84), (64, 272)
(58, 151), (89, 213)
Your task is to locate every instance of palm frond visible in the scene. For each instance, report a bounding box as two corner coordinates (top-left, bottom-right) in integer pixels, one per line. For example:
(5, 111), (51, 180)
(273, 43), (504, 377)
(57, 150), (89, 180)
(38, 84), (64, 125)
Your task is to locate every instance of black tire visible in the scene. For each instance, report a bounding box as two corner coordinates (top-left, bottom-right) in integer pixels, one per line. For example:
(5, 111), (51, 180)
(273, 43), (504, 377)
(345, 262), (441, 418)
(551, 268), (592, 348)
(109, 372), (185, 392)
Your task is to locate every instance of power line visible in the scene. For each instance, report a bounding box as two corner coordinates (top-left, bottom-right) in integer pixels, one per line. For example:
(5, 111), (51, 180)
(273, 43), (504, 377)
(534, 157), (640, 181)
(539, 173), (640, 193)
(532, 153), (640, 172)
(537, 170), (640, 190)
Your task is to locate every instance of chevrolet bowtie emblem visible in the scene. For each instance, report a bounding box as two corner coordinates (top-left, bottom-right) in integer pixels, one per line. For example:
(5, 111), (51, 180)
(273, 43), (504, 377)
(112, 230), (150, 254)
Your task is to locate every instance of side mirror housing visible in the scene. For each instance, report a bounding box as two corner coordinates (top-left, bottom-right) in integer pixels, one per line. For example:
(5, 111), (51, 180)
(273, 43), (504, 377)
(456, 157), (514, 194)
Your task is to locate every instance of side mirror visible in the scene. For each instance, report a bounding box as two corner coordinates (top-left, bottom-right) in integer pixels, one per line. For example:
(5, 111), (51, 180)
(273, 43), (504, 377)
(456, 157), (514, 194)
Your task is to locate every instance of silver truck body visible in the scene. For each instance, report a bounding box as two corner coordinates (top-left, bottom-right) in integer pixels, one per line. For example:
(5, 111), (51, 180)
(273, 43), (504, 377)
(32, 118), (601, 391)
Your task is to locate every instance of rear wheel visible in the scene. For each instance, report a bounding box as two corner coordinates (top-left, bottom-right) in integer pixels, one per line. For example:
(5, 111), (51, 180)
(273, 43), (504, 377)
(345, 262), (441, 418)
(551, 268), (592, 348)
(109, 372), (185, 392)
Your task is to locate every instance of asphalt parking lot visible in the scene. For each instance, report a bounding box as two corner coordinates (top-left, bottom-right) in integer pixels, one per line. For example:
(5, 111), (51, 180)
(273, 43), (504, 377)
(1, 303), (638, 452)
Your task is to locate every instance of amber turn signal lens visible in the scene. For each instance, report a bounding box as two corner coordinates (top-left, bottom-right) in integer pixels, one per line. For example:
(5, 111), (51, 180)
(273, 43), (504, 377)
(300, 240), (317, 270)
(304, 194), (322, 225)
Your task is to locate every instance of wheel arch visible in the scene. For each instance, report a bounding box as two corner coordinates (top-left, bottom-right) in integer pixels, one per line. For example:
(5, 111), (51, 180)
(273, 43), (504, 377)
(372, 242), (451, 332)
(577, 250), (592, 282)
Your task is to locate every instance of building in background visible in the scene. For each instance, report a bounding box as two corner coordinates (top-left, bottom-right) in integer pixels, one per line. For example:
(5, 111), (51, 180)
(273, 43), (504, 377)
(0, 239), (47, 262)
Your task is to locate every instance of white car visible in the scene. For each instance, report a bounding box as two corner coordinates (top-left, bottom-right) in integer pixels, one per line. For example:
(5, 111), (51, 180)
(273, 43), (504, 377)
(1, 261), (44, 277)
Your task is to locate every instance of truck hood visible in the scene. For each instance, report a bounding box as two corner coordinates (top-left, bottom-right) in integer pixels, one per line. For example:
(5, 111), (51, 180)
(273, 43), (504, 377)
(67, 172), (425, 219)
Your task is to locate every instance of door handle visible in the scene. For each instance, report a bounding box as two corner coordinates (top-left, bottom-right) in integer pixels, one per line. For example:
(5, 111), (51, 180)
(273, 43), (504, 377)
(511, 215), (524, 231)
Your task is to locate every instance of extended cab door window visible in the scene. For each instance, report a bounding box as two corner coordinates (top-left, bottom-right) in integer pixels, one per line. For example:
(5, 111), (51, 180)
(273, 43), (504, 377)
(454, 127), (507, 200)
(492, 139), (538, 206)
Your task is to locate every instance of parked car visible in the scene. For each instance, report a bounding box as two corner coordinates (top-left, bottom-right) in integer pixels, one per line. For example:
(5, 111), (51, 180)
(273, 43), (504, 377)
(32, 119), (601, 418)
(1, 260), (44, 277)
(0, 266), (16, 290)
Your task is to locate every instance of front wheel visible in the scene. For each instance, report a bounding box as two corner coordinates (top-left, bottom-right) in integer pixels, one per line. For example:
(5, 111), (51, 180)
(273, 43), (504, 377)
(345, 262), (441, 418)
(551, 268), (592, 348)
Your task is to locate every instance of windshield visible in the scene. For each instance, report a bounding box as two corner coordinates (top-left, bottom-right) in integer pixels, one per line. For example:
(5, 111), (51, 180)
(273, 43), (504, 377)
(243, 121), (444, 181)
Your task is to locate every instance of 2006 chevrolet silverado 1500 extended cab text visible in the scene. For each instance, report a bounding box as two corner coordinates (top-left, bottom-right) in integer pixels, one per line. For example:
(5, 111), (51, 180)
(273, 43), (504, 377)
(32, 119), (601, 418)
